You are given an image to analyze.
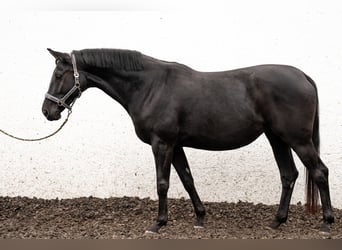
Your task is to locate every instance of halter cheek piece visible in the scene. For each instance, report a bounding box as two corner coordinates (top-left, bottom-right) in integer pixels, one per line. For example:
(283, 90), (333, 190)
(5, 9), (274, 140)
(45, 53), (82, 111)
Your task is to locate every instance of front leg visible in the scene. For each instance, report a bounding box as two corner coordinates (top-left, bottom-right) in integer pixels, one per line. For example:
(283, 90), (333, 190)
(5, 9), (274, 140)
(146, 136), (174, 234)
(172, 146), (205, 228)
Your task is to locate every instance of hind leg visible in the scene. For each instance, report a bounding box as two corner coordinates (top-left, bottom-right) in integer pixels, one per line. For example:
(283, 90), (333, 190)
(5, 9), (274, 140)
(266, 131), (298, 229)
(292, 143), (334, 233)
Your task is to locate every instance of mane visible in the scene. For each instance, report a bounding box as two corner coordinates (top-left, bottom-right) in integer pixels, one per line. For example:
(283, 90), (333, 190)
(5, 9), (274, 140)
(72, 49), (144, 71)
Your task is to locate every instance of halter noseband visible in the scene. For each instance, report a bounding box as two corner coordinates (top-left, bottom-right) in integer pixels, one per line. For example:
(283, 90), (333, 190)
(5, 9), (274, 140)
(45, 53), (82, 111)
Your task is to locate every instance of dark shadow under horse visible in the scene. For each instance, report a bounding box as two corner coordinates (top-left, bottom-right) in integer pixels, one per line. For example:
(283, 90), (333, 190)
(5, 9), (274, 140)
(42, 48), (334, 234)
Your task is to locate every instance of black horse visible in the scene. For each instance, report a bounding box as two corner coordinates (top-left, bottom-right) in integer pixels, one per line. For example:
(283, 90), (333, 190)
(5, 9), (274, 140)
(42, 48), (334, 234)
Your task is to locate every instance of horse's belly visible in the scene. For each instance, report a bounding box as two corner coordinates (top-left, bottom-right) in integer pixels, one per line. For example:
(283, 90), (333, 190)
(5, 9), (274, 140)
(180, 122), (264, 151)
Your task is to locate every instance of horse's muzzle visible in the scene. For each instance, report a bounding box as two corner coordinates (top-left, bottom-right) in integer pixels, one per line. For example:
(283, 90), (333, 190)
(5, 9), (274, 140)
(42, 107), (61, 121)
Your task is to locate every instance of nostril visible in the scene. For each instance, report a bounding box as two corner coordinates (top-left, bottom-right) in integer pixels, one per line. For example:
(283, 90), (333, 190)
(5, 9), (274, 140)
(43, 109), (49, 117)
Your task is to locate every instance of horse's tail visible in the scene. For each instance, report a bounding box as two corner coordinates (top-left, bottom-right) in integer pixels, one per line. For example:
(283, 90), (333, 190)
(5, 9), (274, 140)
(304, 73), (320, 214)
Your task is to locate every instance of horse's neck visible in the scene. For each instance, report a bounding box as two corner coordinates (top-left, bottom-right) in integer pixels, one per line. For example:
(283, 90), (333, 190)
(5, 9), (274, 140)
(85, 68), (144, 111)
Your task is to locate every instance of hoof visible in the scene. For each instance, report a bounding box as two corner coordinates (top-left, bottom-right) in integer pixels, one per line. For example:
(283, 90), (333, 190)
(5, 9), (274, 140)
(145, 230), (159, 235)
(319, 223), (331, 236)
(145, 222), (164, 234)
(194, 218), (204, 229)
(267, 220), (282, 230)
(194, 225), (204, 229)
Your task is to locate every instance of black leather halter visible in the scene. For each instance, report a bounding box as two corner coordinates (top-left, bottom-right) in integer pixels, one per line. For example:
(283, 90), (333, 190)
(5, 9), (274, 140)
(45, 53), (81, 111)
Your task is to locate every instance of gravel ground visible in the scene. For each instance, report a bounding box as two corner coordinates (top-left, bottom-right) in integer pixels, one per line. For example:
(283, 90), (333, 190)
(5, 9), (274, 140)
(0, 196), (341, 239)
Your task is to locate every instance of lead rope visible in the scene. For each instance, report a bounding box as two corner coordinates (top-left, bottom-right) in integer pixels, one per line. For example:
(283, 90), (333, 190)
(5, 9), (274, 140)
(0, 109), (72, 142)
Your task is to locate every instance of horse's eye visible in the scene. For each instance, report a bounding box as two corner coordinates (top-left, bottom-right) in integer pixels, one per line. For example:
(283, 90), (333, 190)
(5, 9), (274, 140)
(55, 73), (62, 79)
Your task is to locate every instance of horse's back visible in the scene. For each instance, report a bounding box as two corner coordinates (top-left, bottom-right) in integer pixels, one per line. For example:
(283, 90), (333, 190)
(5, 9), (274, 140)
(177, 65), (316, 149)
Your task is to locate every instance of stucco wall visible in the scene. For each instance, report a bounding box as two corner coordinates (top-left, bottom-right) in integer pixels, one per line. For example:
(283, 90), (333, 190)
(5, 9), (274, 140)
(0, 4), (341, 207)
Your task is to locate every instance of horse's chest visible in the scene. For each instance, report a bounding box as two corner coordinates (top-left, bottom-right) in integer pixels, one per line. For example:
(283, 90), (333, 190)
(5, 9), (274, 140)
(133, 123), (152, 144)
(132, 113), (179, 145)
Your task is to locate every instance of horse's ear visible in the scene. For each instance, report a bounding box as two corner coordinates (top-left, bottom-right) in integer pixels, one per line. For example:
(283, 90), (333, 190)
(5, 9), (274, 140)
(47, 48), (70, 64)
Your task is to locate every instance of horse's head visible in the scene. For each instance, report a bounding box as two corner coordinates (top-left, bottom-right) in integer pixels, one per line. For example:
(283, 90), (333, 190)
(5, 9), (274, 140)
(42, 49), (82, 121)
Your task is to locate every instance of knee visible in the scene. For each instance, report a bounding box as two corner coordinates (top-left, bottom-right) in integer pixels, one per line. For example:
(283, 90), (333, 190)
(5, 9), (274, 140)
(157, 180), (169, 196)
(281, 171), (298, 188)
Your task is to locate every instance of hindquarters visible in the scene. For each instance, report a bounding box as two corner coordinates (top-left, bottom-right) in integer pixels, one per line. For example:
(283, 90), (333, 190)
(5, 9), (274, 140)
(253, 65), (318, 146)
(253, 66), (327, 215)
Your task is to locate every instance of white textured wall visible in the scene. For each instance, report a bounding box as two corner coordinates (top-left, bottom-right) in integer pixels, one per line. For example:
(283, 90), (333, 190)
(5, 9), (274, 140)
(0, 1), (342, 207)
